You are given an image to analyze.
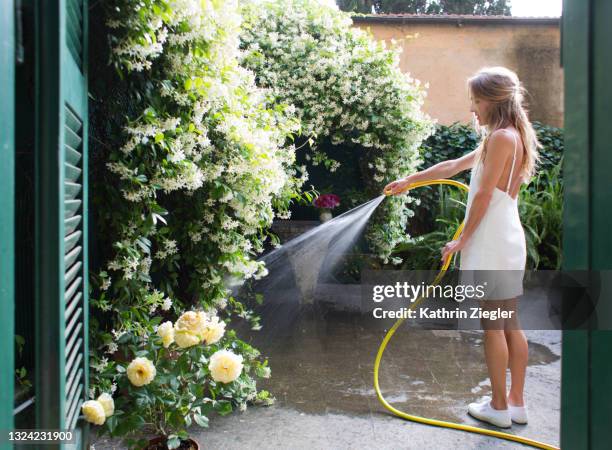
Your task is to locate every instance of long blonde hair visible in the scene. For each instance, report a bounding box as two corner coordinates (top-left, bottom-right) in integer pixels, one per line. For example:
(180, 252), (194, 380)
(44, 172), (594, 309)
(468, 66), (542, 181)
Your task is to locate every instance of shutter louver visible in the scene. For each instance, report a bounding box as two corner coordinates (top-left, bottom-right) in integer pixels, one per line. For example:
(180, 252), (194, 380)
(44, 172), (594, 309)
(63, 105), (85, 430)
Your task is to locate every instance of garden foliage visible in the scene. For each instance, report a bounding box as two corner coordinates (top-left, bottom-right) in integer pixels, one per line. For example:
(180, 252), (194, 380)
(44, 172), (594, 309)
(239, 0), (436, 263)
(89, 0), (299, 444)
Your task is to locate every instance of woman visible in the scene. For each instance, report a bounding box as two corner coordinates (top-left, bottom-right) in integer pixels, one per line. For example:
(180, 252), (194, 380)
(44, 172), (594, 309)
(384, 66), (541, 428)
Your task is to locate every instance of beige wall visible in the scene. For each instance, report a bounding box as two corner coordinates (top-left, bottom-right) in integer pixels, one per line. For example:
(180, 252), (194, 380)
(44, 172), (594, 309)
(353, 19), (564, 127)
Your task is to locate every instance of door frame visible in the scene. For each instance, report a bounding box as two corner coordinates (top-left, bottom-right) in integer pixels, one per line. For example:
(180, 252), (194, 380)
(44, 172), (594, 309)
(0, 0), (16, 439)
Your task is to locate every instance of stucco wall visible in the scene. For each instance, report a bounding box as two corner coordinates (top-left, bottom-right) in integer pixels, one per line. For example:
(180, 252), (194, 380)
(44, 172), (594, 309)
(353, 17), (564, 127)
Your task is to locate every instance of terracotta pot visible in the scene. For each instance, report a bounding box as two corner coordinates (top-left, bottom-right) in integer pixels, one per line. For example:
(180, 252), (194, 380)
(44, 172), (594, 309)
(145, 435), (200, 450)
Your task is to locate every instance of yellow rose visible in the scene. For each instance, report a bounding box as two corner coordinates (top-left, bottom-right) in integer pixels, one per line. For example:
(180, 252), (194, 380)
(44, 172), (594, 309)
(97, 393), (115, 417)
(174, 311), (207, 348)
(82, 400), (106, 425)
(174, 330), (200, 348)
(209, 349), (243, 383)
(126, 357), (156, 387)
(201, 315), (226, 345)
(157, 321), (175, 348)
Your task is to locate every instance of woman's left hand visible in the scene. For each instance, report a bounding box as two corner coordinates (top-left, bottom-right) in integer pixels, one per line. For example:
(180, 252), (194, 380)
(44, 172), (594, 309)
(440, 239), (466, 263)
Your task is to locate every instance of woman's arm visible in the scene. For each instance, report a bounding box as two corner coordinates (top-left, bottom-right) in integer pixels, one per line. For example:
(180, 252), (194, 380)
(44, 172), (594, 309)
(407, 149), (478, 183)
(440, 130), (515, 262)
(384, 150), (478, 195)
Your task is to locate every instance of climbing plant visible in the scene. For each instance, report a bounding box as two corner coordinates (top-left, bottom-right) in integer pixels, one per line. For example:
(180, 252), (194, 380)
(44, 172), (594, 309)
(239, 0), (436, 263)
(88, 0), (305, 438)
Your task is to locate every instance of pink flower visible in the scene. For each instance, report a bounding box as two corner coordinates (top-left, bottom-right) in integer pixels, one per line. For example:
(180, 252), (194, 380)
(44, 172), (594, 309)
(313, 194), (340, 209)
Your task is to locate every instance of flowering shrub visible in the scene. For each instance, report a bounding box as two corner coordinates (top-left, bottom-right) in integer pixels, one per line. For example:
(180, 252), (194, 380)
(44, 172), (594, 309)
(313, 193), (341, 209)
(88, 0), (435, 439)
(88, 0), (299, 438)
(89, 310), (272, 449)
(239, 0), (436, 262)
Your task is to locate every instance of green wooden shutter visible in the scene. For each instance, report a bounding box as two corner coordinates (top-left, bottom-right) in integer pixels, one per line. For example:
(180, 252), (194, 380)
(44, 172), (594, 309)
(0, 0), (16, 444)
(562, 0), (612, 449)
(36, 0), (89, 447)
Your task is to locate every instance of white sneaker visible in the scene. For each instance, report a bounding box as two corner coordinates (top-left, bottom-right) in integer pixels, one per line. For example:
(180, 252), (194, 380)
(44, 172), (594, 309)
(467, 396), (512, 428)
(508, 403), (528, 424)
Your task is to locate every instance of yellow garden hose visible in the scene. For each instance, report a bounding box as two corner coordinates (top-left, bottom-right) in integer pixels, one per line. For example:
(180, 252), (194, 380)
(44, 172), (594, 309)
(378, 179), (559, 450)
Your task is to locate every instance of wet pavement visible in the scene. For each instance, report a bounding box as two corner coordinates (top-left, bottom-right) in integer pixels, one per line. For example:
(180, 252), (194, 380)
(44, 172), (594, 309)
(93, 296), (561, 449)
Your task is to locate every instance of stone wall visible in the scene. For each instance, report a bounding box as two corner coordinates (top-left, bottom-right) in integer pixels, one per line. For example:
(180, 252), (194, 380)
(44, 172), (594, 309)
(271, 220), (320, 244)
(352, 15), (563, 127)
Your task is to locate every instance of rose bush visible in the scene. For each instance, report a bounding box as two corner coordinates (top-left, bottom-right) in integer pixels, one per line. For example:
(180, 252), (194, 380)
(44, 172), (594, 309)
(90, 310), (272, 449)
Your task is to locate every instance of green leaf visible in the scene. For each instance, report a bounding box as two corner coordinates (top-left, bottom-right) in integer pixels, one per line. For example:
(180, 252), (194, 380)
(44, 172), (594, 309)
(214, 400), (233, 416)
(135, 237), (151, 254)
(143, 107), (156, 119)
(193, 413), (209, 428)
(167, 435), (181, 449)
(152, 213), (167, 225)
(178, 430), (189, 440)
(106, 414), (118, 433)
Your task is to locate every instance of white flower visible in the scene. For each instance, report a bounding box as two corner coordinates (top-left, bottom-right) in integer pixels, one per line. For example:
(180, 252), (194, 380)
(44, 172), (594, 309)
(174, 311), (207, 348)
(106, 343), (118, 354)
(111, 329), (126, 340)
(214, 297), (228, 310)
(92, 357), (108, 373)
(157, 321), (175, 348)
(161, 297), (173, 311)
(82, 400), (106, 425)
(97, 393), (115, 417)
(209, 349), (244, 383)
(100, 277), (111, 291)
(201, 315), (226, 345)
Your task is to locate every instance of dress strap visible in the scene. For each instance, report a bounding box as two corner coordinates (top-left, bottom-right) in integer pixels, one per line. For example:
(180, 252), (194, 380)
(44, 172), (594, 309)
(506, 132), (518, 194)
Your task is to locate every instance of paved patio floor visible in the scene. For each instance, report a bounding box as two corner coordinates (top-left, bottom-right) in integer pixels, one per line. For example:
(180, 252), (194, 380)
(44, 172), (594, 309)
(94, 299), (561, 450)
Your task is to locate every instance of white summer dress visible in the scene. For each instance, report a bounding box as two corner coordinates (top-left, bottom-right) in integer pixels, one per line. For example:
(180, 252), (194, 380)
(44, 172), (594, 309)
(459, 131), (527, 300)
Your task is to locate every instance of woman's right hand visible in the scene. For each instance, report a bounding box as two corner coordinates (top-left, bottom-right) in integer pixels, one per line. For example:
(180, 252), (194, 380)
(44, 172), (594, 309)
(383, 176), (414, 196)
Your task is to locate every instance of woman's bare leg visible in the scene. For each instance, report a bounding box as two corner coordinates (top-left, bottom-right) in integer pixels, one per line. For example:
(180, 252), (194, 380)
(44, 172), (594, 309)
(481, 300), (509, 410)
(503, 298), (528, 406)
(483, 328), (509, 409)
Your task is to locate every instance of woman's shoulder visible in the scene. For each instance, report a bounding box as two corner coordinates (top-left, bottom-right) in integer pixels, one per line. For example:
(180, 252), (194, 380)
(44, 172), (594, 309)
(489, 127), (518, 143)
(486, 128), (517, 157)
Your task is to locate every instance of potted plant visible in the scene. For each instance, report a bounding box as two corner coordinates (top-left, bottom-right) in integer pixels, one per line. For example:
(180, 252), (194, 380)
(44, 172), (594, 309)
(313, 193), (341, 222)
(85, 310), (273, 449)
